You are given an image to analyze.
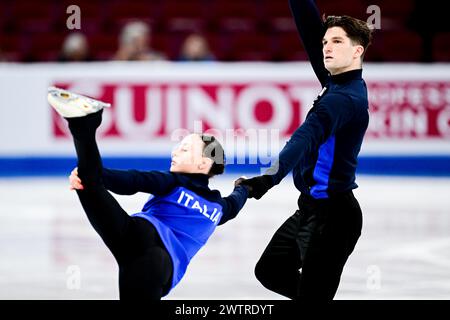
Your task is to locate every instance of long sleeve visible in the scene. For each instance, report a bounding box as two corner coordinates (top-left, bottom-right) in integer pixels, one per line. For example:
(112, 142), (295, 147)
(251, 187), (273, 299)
(266, 93), (356, 185)
(102, 168), (178, 196)
(288, 0), (329, 86)
(218, 185), (249, 225)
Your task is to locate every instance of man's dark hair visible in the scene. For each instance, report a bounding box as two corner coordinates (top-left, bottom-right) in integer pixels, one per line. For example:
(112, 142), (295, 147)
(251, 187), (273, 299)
(324, 15), (373, 59)
(199, 134), (225, 177)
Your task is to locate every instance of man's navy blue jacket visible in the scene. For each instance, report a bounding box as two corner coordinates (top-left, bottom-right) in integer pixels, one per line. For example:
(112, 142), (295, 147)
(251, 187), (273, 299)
(266, 0), (370, 199)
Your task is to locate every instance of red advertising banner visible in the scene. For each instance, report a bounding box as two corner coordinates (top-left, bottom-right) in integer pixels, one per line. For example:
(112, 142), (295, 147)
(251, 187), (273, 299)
(367, 81), (450, 138)
(52, 80), (450, 140)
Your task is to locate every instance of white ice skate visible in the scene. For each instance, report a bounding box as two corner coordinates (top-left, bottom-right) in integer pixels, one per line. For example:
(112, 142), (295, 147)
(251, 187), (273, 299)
(47, 86), (111, 118)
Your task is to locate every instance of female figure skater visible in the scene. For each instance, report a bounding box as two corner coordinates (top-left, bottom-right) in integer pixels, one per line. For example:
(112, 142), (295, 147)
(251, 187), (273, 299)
(47, 87), (249, 300)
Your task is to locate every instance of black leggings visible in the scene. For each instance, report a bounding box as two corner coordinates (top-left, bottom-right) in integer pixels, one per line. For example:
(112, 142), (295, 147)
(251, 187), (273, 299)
(254, 192), (362, 301)
(67, 111), (172, 300)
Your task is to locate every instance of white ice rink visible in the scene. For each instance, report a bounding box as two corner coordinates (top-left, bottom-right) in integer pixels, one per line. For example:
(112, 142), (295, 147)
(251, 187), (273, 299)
(1, 175), (450, 300)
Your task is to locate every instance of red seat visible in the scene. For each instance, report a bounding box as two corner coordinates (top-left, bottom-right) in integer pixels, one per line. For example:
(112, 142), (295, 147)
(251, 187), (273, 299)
(11, 1), (56, 33)
(152, 31), (191, 60)
(209, 0), (261, 32)
(227, 33), (273, 61)
(162, 0), (206, 20)
(235, 51), (273, 61)
(11, 1), (55, 19)
(109, 1), (161, 31)
(29, 33), (66, 51)
(262, 0), (297, 32)
(88, 34), (117, 58)
(0, 31), (23, 61)
(432, 32), (450, 62)
(110, 1), (160, 21)
(24, 33), (66, 61)
(273, 31), (308, 61)
(89, 33), (124, 60)
(0, 34), (23, 52)
(318, 0), (367, 19)
(162, 1), (208, 32)
(94, 51), (114, 61)
(151, 31), (181, 59)
(165, 18), (206, 33)
(34, 50), (61, 62)
(0, 1), (11, 28)
(378, 31), (423, 62)
(203, 32), (231, 61)
(0, 51), (23, 62)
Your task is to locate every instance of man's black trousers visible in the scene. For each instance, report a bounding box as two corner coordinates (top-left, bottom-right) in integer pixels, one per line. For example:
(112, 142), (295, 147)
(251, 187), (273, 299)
(255, 191), (363, 300)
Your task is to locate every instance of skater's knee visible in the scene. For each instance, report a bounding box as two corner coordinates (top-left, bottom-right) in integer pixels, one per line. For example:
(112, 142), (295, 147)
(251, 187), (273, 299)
(255, 259), (298, 299)
(254, 258), (273, 286)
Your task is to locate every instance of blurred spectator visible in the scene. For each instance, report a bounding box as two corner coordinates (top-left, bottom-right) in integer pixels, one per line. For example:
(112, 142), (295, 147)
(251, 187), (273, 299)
(113, 21), (166, 61)
(178, 33), (215, 62)
(58, 33), (92, 62)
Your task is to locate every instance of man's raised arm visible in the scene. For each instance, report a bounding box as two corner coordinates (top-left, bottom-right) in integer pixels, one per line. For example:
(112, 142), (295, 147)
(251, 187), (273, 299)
(288, 0), (329, 86)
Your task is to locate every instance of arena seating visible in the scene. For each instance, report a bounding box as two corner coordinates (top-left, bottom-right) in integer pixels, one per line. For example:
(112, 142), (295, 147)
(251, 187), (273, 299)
(0, 0), (444, 62)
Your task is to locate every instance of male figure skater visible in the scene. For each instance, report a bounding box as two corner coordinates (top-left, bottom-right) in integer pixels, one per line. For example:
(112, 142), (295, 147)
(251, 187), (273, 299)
(238, 0), (373, 300)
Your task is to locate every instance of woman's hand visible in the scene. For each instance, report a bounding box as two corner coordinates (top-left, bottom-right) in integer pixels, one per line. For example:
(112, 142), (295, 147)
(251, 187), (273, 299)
(234, 176), (248, 188)
(69, 167), (84, 190)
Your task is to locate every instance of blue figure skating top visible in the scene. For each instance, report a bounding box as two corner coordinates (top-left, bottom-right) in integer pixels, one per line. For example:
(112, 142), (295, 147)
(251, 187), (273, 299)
(263, 0), (370, 199)
(101, 169), (248, 294)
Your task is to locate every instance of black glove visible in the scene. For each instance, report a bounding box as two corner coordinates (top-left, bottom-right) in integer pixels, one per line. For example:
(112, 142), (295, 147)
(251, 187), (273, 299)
(236, 175), (273, 199)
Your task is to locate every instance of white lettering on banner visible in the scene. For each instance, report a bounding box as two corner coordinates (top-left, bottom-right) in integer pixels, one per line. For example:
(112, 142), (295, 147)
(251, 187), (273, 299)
(186, 87), (233, 131)
(288, 87), (317, 122)
(5, 63), (450, 158)
(437, 109), (450, 137)
(115, 86), (162, 139)
(446, 88), (450, 105)
(54, 83), (301, 139)
(50, 80), (450, 142)
(390, 110), (428, 137)
(236, 85), (292, 130)
(426, 86), (444, 108)
(409, 87), (423, 106)
(167, 87), (182, 133)
(369, 84), (450, 111)
(368, 109), (428, 138)
(370, 86), (412, 110)
(366, 82), (450, 139)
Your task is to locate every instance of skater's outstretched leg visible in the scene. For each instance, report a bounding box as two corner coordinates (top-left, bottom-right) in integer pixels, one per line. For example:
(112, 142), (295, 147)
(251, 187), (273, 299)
(48, 88), (130, 260)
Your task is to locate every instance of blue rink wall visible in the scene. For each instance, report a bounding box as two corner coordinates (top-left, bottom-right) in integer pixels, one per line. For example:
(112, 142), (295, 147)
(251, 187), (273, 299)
(0, 155), (449, 177)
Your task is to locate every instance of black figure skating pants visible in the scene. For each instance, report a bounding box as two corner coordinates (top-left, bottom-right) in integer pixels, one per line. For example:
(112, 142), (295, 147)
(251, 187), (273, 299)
(67, 111), (172, 300)
(255, 191), (362, 301)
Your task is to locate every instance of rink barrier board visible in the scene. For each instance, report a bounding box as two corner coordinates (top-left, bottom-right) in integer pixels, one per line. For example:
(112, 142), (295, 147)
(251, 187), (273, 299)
(0, 156), (449, 177)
